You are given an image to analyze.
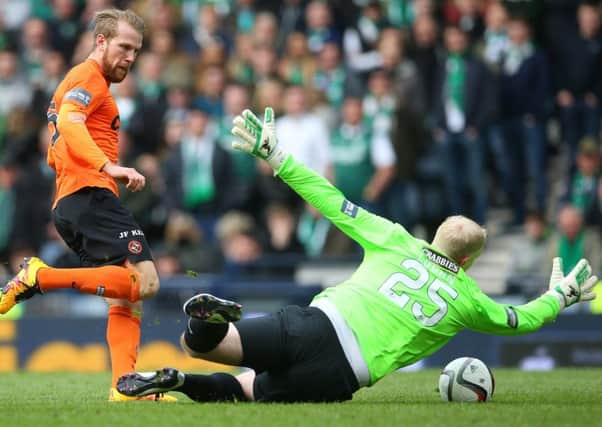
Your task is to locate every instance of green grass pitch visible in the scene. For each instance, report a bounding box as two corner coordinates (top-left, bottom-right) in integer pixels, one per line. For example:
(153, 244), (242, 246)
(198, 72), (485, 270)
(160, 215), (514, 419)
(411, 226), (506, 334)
(3, 369), (602, 427)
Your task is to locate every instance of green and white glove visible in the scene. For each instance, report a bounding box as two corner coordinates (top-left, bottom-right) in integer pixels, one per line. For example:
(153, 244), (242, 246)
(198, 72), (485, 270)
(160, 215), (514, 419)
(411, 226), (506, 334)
(545, 257), (598, 309)
(231, 107), (288, 171)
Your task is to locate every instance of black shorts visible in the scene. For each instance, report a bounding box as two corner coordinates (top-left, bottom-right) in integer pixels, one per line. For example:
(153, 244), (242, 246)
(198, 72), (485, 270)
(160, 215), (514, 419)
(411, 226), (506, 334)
(235, 305), (360, 403)
(52, 187), (153, 267)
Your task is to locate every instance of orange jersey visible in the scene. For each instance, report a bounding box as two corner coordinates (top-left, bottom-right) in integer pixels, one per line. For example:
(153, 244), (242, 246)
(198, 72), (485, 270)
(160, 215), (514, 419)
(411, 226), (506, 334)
(47, 59), (121, 207)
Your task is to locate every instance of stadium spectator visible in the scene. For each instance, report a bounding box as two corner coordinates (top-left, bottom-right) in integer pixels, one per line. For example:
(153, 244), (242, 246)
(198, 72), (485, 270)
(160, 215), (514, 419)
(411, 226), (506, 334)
(180, 3), (231, 56)
(277, 84), (331, 177)
(546, 204), (602, 278)
(263, 201), (304, 255)
(116, 107), (598, 403)
(342, 1), (389, 74)
(47, 0), (83, 64)
(554, 2), (602, 179)
(147, 29), (194, 89)
(226, 33), (254, 86)
(475, 2), (512, 208)
(0, 50), (32, 121)
(126, 52), (168, 156)
(362, 68), (396, 136)
(433, 25), (496, 224)
(274, 0), (307, 55)
(229, 0), (257, 35)
(278, 31), (316, 86)
(192, 64), (226, 119)
(249, 43), (280, 83)
(216, 210), (264, 278)
(442, 0), (485, 43)
(505, 211), (551, 298)
(30, 50), (67, 121)
(162, 106), (234, 242)
(330, 95), (396, 211)
(163, 211), (221, 275)
(378, 28), (425, 116)
(119, 153), (167, 243)
(562, 137), (602, 228)
(3, 117), (53, 253)
(408, 14), (442, 117)
(217, 82), (258, 212)
(311, 41), (361, 111)
(499, 15), (550, 226)
(251, 11), (279, 48)
(19, 18), (51, 83)
(304, 0), (340, 55)
(274, 84), (331, 254)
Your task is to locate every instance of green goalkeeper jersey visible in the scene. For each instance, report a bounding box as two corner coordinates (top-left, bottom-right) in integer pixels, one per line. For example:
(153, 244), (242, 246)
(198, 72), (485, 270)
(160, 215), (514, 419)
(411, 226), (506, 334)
(278, 156), (561, 385)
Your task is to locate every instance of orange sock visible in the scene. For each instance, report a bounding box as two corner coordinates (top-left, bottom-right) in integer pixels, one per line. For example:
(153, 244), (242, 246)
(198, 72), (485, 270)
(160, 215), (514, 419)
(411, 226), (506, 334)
(107, 305), (142, 387)
(37, 266), (140, 302)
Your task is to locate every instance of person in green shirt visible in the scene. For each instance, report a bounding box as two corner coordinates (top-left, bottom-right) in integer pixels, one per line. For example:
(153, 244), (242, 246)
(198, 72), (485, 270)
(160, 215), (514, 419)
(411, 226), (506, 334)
(117, 108), (598, 403)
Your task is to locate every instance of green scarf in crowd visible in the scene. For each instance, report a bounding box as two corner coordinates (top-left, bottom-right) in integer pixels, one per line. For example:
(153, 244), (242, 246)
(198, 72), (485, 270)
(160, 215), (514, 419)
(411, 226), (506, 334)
(182, 138), (215, 209)
(446, 53), (465, 112)
(558, 231), (585, 274)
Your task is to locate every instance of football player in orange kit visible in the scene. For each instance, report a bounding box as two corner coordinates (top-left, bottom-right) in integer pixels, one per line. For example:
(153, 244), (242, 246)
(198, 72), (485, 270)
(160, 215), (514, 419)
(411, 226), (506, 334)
(0, 8), (173, 402)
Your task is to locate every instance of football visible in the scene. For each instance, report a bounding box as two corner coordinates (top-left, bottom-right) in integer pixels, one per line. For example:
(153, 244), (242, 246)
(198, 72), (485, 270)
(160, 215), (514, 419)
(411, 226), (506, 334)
(439, 357), (495, 402)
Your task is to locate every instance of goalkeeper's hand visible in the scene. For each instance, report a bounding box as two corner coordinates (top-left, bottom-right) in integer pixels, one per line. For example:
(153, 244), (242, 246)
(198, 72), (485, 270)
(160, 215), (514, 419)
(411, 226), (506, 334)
(545, 257), (598, 309)
(231, 107), (287, 171)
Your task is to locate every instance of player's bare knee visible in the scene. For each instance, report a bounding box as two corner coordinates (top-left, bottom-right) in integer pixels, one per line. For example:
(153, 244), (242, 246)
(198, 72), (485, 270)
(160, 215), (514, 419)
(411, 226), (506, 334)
(139, 272), (159, 299)
(104, 297), (129, 308)
(128, 260), (160, 299)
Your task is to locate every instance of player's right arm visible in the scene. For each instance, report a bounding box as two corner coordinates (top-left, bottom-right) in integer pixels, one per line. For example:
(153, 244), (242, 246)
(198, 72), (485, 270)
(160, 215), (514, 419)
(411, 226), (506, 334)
(52, 77), (145, 191)
(231, 107), (399, 248)
(55, 101), (109, 171)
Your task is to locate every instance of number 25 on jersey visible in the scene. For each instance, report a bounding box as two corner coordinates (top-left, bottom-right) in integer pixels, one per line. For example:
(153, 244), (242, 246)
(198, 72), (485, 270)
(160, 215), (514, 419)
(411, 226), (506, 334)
(379, 259), (458, 327)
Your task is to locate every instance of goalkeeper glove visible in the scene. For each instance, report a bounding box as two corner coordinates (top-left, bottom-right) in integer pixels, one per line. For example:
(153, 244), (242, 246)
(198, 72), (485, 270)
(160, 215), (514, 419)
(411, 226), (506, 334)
(231, 107), (287, 171)
(545, 257), (598, 309)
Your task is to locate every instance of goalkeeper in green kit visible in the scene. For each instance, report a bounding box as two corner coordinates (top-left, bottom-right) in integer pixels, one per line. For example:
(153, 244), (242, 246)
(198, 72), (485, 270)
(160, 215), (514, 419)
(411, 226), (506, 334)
(117, 108), (598, 403)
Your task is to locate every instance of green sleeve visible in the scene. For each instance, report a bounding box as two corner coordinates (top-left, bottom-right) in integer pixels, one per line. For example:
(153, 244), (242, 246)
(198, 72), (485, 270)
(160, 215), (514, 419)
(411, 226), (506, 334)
(277, 155), (398, 249)
(465, 289), (561, 336)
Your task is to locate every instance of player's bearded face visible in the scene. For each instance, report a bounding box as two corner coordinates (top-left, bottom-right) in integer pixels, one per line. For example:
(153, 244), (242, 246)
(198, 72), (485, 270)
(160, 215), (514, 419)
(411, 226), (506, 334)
(101, 22), (142, 83)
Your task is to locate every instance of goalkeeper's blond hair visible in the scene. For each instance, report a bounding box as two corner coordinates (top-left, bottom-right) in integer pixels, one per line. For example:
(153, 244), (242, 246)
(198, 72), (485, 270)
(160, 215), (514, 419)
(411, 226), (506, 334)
(432, 215), (487, 264)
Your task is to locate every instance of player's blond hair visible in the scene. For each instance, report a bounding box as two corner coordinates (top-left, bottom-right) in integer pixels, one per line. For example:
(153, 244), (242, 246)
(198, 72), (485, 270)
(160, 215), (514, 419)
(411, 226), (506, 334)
(93, 8), (145, 40)
(431, 215), (487, 263)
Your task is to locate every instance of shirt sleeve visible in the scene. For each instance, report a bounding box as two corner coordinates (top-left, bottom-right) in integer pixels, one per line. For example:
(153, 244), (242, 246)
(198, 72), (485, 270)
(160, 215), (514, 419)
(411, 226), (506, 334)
(278, 155), (397, 248)
(56, 75), (109, 171)
(464, 286), (561, 336)
(370, 133), (396, 168)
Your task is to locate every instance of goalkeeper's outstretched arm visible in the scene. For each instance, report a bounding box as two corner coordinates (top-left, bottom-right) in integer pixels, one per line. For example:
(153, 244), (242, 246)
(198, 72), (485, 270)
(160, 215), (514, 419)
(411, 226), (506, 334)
(231, 108), (401, 249)
(466, 258), (597, 336)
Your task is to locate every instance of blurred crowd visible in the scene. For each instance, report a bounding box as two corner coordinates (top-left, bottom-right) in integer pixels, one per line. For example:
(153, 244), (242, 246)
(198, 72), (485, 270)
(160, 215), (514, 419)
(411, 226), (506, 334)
(0, 0), (601, 297)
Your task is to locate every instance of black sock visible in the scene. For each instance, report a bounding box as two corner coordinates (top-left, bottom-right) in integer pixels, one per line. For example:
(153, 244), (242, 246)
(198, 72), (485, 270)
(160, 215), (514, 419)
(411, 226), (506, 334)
(175, 373), (247, 402)
(184, 318), (229, 353)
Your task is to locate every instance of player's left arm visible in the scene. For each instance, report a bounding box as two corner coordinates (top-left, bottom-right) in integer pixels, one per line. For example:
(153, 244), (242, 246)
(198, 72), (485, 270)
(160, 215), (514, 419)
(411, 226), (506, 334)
(466, 258), (597, 336)
(232, 108), (402, 248)
(465, 289), (560, 336)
